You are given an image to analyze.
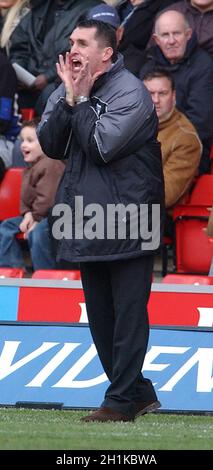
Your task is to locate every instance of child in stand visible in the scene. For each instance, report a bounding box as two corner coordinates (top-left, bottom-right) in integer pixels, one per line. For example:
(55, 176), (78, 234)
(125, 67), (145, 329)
(0, 118), (65, 270)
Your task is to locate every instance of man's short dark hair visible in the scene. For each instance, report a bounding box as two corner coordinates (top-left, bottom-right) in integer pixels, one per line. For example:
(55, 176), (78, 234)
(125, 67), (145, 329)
(76, 19), (117, 62)
(143, 68), (175, 91)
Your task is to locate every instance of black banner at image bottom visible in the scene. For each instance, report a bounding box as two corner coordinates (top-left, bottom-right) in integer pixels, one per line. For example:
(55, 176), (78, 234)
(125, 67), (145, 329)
(0, 450), (211, 466)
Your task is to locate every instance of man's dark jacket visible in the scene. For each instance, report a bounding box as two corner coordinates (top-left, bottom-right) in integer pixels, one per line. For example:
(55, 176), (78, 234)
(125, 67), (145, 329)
(38, 55), (165, 263)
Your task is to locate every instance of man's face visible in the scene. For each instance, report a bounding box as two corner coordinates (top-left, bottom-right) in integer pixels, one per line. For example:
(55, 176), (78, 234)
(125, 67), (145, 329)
(143, 76), (176, 120)
(69, 26), (111, 79)
(191, 0), (213, 11)
(153, 11), (192, 64)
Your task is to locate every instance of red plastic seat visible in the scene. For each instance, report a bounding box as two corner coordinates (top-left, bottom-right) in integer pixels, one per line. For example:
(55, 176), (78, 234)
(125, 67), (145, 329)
(171, 175), (213, 274)
(0, 168), (24, 220)
(162, 274), (213, 285)
(0, 268), (24, 278)
(210, 146), (213, 174)
(20, 108), (35, 121)
(187, 174), (213, 206)
(173, 206), (213, 274)
(32, 269), (81, 280)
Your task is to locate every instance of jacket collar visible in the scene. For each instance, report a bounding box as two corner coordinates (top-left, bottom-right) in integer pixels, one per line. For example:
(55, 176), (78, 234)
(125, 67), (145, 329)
(91, 53), (124, 94)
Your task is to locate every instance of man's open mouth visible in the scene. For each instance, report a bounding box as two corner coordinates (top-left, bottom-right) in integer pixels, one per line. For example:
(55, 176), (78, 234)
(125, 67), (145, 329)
(72, 59), (82, 71)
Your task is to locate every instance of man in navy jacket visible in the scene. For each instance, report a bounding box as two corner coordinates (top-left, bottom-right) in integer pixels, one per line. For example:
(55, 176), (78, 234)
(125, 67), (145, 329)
(39, 19), (164, 422)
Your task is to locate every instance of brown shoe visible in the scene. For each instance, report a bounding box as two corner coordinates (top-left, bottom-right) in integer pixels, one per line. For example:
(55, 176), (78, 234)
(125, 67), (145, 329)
(81, 406), (134, 423)
(134, 399), (161, 418)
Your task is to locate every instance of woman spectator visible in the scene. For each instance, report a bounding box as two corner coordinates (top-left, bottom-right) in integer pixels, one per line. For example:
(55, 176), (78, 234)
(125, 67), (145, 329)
(0, 0), (29, 55)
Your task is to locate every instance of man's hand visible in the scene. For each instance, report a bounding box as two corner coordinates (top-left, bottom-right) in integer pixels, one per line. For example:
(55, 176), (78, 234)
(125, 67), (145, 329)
(34, 74), (48, 90)
(71, 56), (102, 101)
(56, 52), (102, 106)
(56, 52), (74, 106)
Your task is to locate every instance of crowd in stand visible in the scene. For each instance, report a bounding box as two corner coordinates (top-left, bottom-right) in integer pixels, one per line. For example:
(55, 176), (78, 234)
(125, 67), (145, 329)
(0, 0), (213, 273)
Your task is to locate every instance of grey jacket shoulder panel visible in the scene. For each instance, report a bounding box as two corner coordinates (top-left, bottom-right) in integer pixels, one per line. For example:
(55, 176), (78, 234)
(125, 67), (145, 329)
(92, 62), (155, 162)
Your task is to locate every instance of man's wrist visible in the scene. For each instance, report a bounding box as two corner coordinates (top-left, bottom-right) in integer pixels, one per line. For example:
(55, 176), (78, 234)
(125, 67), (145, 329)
(66, 93), (74, 106)
(65, 85), (74, 106)
(75, 95), (89, 105)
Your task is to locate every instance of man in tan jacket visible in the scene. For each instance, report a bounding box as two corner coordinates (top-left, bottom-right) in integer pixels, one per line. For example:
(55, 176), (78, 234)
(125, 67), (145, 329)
(143, 68), (202, 210)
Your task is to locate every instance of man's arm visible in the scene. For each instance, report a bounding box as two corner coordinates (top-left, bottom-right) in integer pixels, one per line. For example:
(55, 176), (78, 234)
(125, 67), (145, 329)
(9, 13), (30, 69)
(163, 130), (202, 208)
(182, 52), (213, 143)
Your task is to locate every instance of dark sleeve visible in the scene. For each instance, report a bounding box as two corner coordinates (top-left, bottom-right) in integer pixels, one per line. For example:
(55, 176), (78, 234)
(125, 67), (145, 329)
(119, 8), (154, 52)
(9, 13), (31, 69)
(39, 97), (102, 162)
(181, 54), (213, 142)
(0, 157), (6, 183)
(38, 99), (79, 160)
(0, 52), (17, 134)
(139, 50), (155, 80)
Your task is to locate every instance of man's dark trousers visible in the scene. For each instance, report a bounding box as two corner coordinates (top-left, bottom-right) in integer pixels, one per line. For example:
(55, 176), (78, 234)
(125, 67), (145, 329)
(80, 254), (157, 417)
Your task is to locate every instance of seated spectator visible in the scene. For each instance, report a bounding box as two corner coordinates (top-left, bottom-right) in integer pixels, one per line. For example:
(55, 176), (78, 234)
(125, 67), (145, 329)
(0, 0), (29, 55)
(0, 49), (20, 180)
(117, 0), (180, 74)
(165, 1), (213, 57)
(139, 9), (213, 174)
(9, 0), (102, 116)
(0, 119), (65, 270)
(207, 206), (213, 275)
(143, 68), (201, 210)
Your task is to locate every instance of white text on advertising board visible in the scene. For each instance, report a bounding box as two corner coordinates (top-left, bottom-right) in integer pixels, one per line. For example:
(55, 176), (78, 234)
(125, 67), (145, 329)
(0, 341), (212, 392)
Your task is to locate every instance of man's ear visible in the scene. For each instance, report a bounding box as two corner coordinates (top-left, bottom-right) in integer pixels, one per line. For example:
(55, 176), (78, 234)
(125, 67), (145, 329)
(186, 27), (192, 41)
(152, 33), (161, 47)
(102, 46), (114, 62)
